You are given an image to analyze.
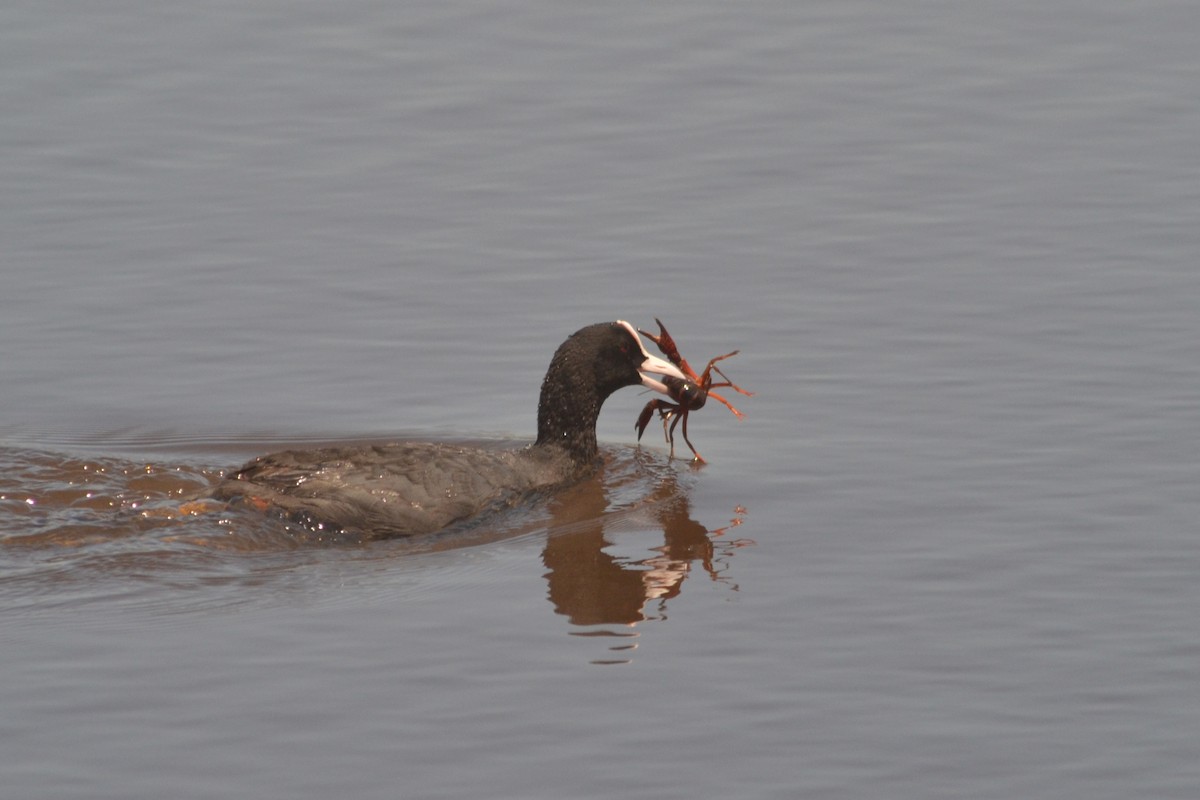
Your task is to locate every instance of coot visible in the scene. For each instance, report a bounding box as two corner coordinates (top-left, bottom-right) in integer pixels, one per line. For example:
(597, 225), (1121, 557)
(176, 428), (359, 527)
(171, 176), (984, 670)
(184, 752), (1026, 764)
(212, 321), (686, 538)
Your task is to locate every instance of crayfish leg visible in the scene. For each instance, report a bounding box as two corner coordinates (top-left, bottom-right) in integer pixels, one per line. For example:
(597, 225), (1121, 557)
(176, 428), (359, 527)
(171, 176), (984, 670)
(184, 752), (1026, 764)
(702, 350), (741, 371)
(665, 409), (686, 459)
(710, 364), (755, 397)
(706, 390), (746, 420)
(680, 409), (707, 464)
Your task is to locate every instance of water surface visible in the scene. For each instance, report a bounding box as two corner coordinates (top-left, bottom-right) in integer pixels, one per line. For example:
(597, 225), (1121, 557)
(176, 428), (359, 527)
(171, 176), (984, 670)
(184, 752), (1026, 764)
(3, 1), (1199, 798)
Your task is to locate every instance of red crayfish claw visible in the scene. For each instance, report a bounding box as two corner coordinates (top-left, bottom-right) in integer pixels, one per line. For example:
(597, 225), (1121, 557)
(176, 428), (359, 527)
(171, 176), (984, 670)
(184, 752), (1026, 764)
(633, 319), (753, 463)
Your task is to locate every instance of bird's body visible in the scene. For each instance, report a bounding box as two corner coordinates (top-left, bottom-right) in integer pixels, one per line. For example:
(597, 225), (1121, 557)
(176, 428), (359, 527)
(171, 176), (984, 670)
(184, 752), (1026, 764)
(211, 321), (684, 538)
(216, 441), (576, 537)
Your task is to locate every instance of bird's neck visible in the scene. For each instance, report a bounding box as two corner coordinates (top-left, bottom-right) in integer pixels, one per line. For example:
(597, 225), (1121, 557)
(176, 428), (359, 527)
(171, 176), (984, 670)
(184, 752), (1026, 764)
(535, 361), (602, 464)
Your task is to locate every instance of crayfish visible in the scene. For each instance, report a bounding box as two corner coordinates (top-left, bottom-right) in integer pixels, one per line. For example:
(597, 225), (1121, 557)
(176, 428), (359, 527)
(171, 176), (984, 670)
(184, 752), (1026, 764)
(635, 318), (753, 463)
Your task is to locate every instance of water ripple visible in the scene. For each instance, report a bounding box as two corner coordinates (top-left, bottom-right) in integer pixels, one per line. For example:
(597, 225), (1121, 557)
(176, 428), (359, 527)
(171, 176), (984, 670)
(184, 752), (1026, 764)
(0, 442), (744, 625)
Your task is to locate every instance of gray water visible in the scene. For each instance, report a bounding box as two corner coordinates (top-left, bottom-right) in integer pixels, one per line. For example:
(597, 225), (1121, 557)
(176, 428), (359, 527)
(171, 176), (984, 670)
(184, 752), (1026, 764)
(3, 1), (1199, 797)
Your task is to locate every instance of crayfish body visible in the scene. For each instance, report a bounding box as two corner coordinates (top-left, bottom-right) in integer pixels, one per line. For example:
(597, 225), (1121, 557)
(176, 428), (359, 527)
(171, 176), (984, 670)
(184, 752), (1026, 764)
(634, 319), (752, 463)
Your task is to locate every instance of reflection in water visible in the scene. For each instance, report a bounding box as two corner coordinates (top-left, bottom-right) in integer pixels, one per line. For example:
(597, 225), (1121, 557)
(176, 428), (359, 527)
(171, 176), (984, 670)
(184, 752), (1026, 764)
(0, 445), (750, 649)
(542, 459), (750, 664)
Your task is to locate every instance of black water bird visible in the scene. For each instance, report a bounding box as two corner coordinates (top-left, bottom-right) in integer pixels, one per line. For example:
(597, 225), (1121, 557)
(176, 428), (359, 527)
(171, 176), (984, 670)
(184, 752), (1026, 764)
(212, 321), (685, 538)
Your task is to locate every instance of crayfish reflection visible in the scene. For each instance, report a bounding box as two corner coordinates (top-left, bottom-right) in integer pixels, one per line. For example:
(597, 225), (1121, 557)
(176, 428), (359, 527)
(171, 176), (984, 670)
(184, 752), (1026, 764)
(540, 455), (750, 664)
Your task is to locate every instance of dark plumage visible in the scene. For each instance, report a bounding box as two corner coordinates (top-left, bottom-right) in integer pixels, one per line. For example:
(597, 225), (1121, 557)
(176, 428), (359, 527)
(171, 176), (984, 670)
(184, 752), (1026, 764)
(211, 321), (685, 538)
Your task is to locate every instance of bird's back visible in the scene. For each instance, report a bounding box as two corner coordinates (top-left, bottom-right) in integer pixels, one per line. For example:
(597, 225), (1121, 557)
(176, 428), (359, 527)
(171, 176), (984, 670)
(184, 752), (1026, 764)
(213, 441), (581, 538)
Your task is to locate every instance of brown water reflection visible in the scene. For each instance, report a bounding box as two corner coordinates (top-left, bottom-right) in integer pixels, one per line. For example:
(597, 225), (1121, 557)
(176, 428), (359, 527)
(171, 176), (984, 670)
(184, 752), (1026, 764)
(541, 462), (750, 662)
(0, 444), (750, 636)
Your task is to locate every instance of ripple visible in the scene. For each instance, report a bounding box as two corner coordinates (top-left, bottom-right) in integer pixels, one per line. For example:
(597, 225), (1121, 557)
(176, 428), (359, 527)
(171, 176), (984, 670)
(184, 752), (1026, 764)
(0, 441), (725, 620)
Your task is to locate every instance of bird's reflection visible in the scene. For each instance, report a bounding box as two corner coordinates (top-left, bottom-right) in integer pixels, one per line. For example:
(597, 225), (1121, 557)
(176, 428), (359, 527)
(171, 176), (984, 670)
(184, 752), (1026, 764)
(541, 453), (750, 663)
